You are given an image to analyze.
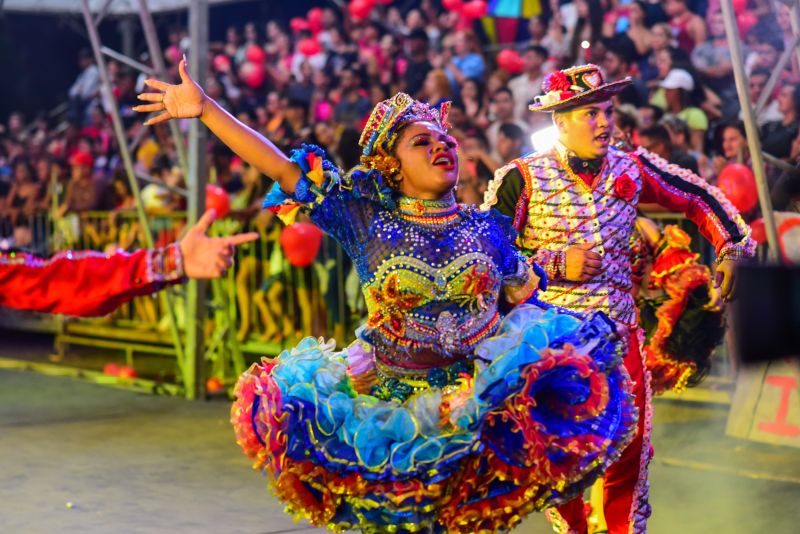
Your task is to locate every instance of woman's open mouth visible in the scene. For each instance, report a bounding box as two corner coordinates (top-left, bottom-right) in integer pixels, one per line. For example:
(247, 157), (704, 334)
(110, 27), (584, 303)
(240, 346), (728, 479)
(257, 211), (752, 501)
(432, 153), (455, 170)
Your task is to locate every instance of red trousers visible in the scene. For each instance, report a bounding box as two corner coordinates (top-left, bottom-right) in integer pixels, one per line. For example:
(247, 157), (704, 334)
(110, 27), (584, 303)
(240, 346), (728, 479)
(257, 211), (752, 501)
(554, 331), (652, 534)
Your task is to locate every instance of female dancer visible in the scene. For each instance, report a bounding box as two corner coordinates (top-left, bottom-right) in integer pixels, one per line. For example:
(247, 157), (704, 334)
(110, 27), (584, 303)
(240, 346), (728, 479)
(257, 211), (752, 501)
(135, 58), (636, 533)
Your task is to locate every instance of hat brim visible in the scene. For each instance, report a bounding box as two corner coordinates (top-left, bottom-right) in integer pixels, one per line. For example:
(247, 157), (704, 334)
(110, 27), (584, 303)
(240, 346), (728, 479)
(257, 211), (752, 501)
(529, 79), (632, 112)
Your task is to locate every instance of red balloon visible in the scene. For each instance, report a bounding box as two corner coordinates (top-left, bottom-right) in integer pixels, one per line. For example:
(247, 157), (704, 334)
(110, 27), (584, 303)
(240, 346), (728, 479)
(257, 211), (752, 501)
(442, 0), (463, 11)
(212, 54), (231, 72)
(244, 44), (266, 64)
(298, 37), (322, 56)
(750, 217), (766, 244)
(717, 163), (758, 214)
(118, 366), (138, 379)
(205, 184), (231, 219)
(280, 223), (323, 267)
(462, 0), (488, 19)
(732, 0), (748, 11)
(348, 0), (373, 21)
(290, 17), (310, 33)
(165, 45), (181, 65)
(307, 7), (324, 34)
(737, 12), (758, 37)
(103, 362), (120, 376)
(239, 61), (265, 88)
(497, 48), (524, 74)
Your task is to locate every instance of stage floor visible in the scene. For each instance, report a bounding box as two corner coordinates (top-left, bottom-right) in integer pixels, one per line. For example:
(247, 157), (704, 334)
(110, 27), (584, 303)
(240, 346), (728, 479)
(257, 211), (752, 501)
(1, 348), (799, 533)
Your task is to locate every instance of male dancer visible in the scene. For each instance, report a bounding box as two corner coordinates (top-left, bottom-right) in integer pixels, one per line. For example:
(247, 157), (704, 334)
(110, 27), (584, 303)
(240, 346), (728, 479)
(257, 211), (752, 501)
(1, 209), (257, 316)
(482, 64), (754, 533)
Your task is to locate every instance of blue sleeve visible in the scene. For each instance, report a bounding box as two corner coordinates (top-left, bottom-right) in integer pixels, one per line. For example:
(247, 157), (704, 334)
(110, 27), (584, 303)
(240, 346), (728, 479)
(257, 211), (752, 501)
(263, 144), (372, 255)
(486, 208), (548, 291)
(485, 209), (527, 279)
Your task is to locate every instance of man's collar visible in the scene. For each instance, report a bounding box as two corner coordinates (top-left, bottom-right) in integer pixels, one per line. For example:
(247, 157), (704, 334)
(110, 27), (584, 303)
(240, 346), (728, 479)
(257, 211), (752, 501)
(554, 141), (607, 175)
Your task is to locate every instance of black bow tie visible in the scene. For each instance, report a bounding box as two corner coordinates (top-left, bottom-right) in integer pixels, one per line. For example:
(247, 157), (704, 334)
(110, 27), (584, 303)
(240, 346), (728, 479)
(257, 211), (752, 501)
(568, 155), (605, 175)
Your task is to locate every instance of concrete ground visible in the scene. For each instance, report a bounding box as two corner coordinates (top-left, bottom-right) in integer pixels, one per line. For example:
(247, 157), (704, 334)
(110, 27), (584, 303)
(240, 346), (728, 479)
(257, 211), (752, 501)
(1, 337), (800, 533)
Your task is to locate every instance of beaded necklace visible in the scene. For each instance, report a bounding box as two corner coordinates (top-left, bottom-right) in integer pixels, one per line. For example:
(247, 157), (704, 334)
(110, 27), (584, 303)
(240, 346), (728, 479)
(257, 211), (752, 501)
(397, 193), (460, 226)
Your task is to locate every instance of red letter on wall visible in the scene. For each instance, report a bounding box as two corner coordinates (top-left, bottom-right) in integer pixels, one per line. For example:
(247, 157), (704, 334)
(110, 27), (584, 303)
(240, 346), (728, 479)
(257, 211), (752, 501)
(758, 376), (800, 437)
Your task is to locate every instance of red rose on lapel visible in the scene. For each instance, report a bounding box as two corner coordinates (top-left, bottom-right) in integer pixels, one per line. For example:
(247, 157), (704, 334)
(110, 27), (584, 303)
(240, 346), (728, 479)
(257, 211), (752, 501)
(614, 173), (637, 201)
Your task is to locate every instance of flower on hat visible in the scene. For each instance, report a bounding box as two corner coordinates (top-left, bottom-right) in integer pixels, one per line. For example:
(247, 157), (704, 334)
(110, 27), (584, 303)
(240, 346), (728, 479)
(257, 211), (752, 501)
(544, 71), (571, 93)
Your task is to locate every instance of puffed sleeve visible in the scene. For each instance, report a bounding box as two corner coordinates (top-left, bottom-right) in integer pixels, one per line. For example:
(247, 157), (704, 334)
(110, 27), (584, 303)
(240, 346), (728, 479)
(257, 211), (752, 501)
(262, 144), (373, 255)
(485, 208), (547, 304)
(482, 162), (566, 282)
(481, 162), (528, 231)
(0, 245), (185, 317)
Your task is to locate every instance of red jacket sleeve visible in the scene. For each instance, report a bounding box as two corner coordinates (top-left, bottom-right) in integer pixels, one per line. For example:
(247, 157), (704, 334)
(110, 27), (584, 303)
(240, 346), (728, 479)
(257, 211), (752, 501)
(0, 245), (186, 317)
(633, 147), (756, 261)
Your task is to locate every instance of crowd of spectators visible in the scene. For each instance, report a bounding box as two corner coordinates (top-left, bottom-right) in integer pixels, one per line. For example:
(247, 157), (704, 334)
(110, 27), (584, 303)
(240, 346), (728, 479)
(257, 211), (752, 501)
(2, 0), (800, 255)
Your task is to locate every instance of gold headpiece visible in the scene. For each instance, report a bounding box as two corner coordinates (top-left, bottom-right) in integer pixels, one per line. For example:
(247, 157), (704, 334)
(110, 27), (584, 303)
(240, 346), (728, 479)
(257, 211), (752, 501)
(359, 93), (451, 160)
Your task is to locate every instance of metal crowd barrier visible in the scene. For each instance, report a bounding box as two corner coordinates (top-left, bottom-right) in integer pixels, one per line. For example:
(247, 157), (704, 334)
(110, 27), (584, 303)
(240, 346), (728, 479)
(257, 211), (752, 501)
(2, 208), (731, 399)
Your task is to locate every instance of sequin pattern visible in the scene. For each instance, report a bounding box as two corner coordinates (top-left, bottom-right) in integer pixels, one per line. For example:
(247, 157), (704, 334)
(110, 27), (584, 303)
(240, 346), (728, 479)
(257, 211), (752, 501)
(264, 146), (529, 364)
(511, 145), (640, 325)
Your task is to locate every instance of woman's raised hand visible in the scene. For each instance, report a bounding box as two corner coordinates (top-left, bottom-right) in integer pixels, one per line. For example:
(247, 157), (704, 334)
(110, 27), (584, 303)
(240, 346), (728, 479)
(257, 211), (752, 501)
(134, 56), (205, 126)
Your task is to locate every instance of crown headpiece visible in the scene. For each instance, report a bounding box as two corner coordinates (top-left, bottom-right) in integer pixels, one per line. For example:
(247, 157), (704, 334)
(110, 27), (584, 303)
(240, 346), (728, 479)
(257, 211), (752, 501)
(359, 93), (451, 159)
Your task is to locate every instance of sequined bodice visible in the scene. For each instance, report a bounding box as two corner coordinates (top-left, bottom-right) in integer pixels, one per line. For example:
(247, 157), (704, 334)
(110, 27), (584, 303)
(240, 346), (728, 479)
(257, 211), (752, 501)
(362, 197), (511, 361)
(263, 149), (527, 366)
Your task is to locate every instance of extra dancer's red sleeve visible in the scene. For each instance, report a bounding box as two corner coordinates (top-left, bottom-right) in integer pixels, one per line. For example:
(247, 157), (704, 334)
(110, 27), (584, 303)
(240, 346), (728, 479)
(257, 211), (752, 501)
(0, 244), (186, 317)
(633, 147), (756, 263)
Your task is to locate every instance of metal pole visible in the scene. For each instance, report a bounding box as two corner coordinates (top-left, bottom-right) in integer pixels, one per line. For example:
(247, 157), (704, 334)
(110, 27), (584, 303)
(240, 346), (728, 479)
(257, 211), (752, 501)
(100, 46), (155, 76)
(79, 0), (187, 375)
(720, 0), (780, 262)
(184, 0), (210, 400)
(93, 0), (114, 28)
(80, 0), (153, 245)
(119, 16), (136, 59)
(789, 2), (800, 79)
(136, 0), (189, 176)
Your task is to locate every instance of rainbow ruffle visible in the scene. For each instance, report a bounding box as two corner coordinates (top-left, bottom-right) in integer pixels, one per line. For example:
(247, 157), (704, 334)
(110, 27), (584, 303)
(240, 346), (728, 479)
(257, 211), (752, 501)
(231, 304), (635, 533)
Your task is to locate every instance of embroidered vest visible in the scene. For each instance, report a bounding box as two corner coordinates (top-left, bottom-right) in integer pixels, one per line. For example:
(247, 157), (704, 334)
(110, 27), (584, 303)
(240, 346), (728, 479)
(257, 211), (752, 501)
(515, 146), (641, 325)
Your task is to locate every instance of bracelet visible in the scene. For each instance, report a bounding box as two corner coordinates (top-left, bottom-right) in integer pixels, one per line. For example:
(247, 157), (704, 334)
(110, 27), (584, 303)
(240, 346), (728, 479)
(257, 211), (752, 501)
(716, 245), (751, 264)
(148, 243), (186, 282)
(554, 250), (565, 280)
(543, 250), (565, 281)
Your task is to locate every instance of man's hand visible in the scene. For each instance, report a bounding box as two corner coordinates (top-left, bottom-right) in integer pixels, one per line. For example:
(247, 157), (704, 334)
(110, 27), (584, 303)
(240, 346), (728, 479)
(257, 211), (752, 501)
(714, 259), (737, 301)
(179, 209), (259, 279)
(565, 243), (604, 282)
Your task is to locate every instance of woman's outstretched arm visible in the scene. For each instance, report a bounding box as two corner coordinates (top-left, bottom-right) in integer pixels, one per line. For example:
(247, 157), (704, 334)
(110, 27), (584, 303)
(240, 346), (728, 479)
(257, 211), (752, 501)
(134, 57), (301, 195)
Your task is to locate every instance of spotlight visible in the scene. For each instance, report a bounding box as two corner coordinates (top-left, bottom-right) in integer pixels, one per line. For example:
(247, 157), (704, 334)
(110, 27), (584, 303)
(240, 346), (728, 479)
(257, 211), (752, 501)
(530, 126), (559, 153)
(581, 40), (591, 49)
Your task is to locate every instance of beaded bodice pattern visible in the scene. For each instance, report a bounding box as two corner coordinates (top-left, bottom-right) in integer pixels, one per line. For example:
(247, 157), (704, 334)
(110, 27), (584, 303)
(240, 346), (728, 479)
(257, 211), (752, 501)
(263, 146), (528, 366)
(364, 196), (523, 361)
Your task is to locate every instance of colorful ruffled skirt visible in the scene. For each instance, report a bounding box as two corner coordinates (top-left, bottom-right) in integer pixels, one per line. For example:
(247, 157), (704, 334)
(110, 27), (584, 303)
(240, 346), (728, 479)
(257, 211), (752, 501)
(231, 304), (636, 533)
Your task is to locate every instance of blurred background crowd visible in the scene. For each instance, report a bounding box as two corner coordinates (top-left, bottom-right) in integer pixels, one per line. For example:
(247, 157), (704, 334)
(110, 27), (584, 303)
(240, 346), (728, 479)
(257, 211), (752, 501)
(0, 0), (798, 342)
